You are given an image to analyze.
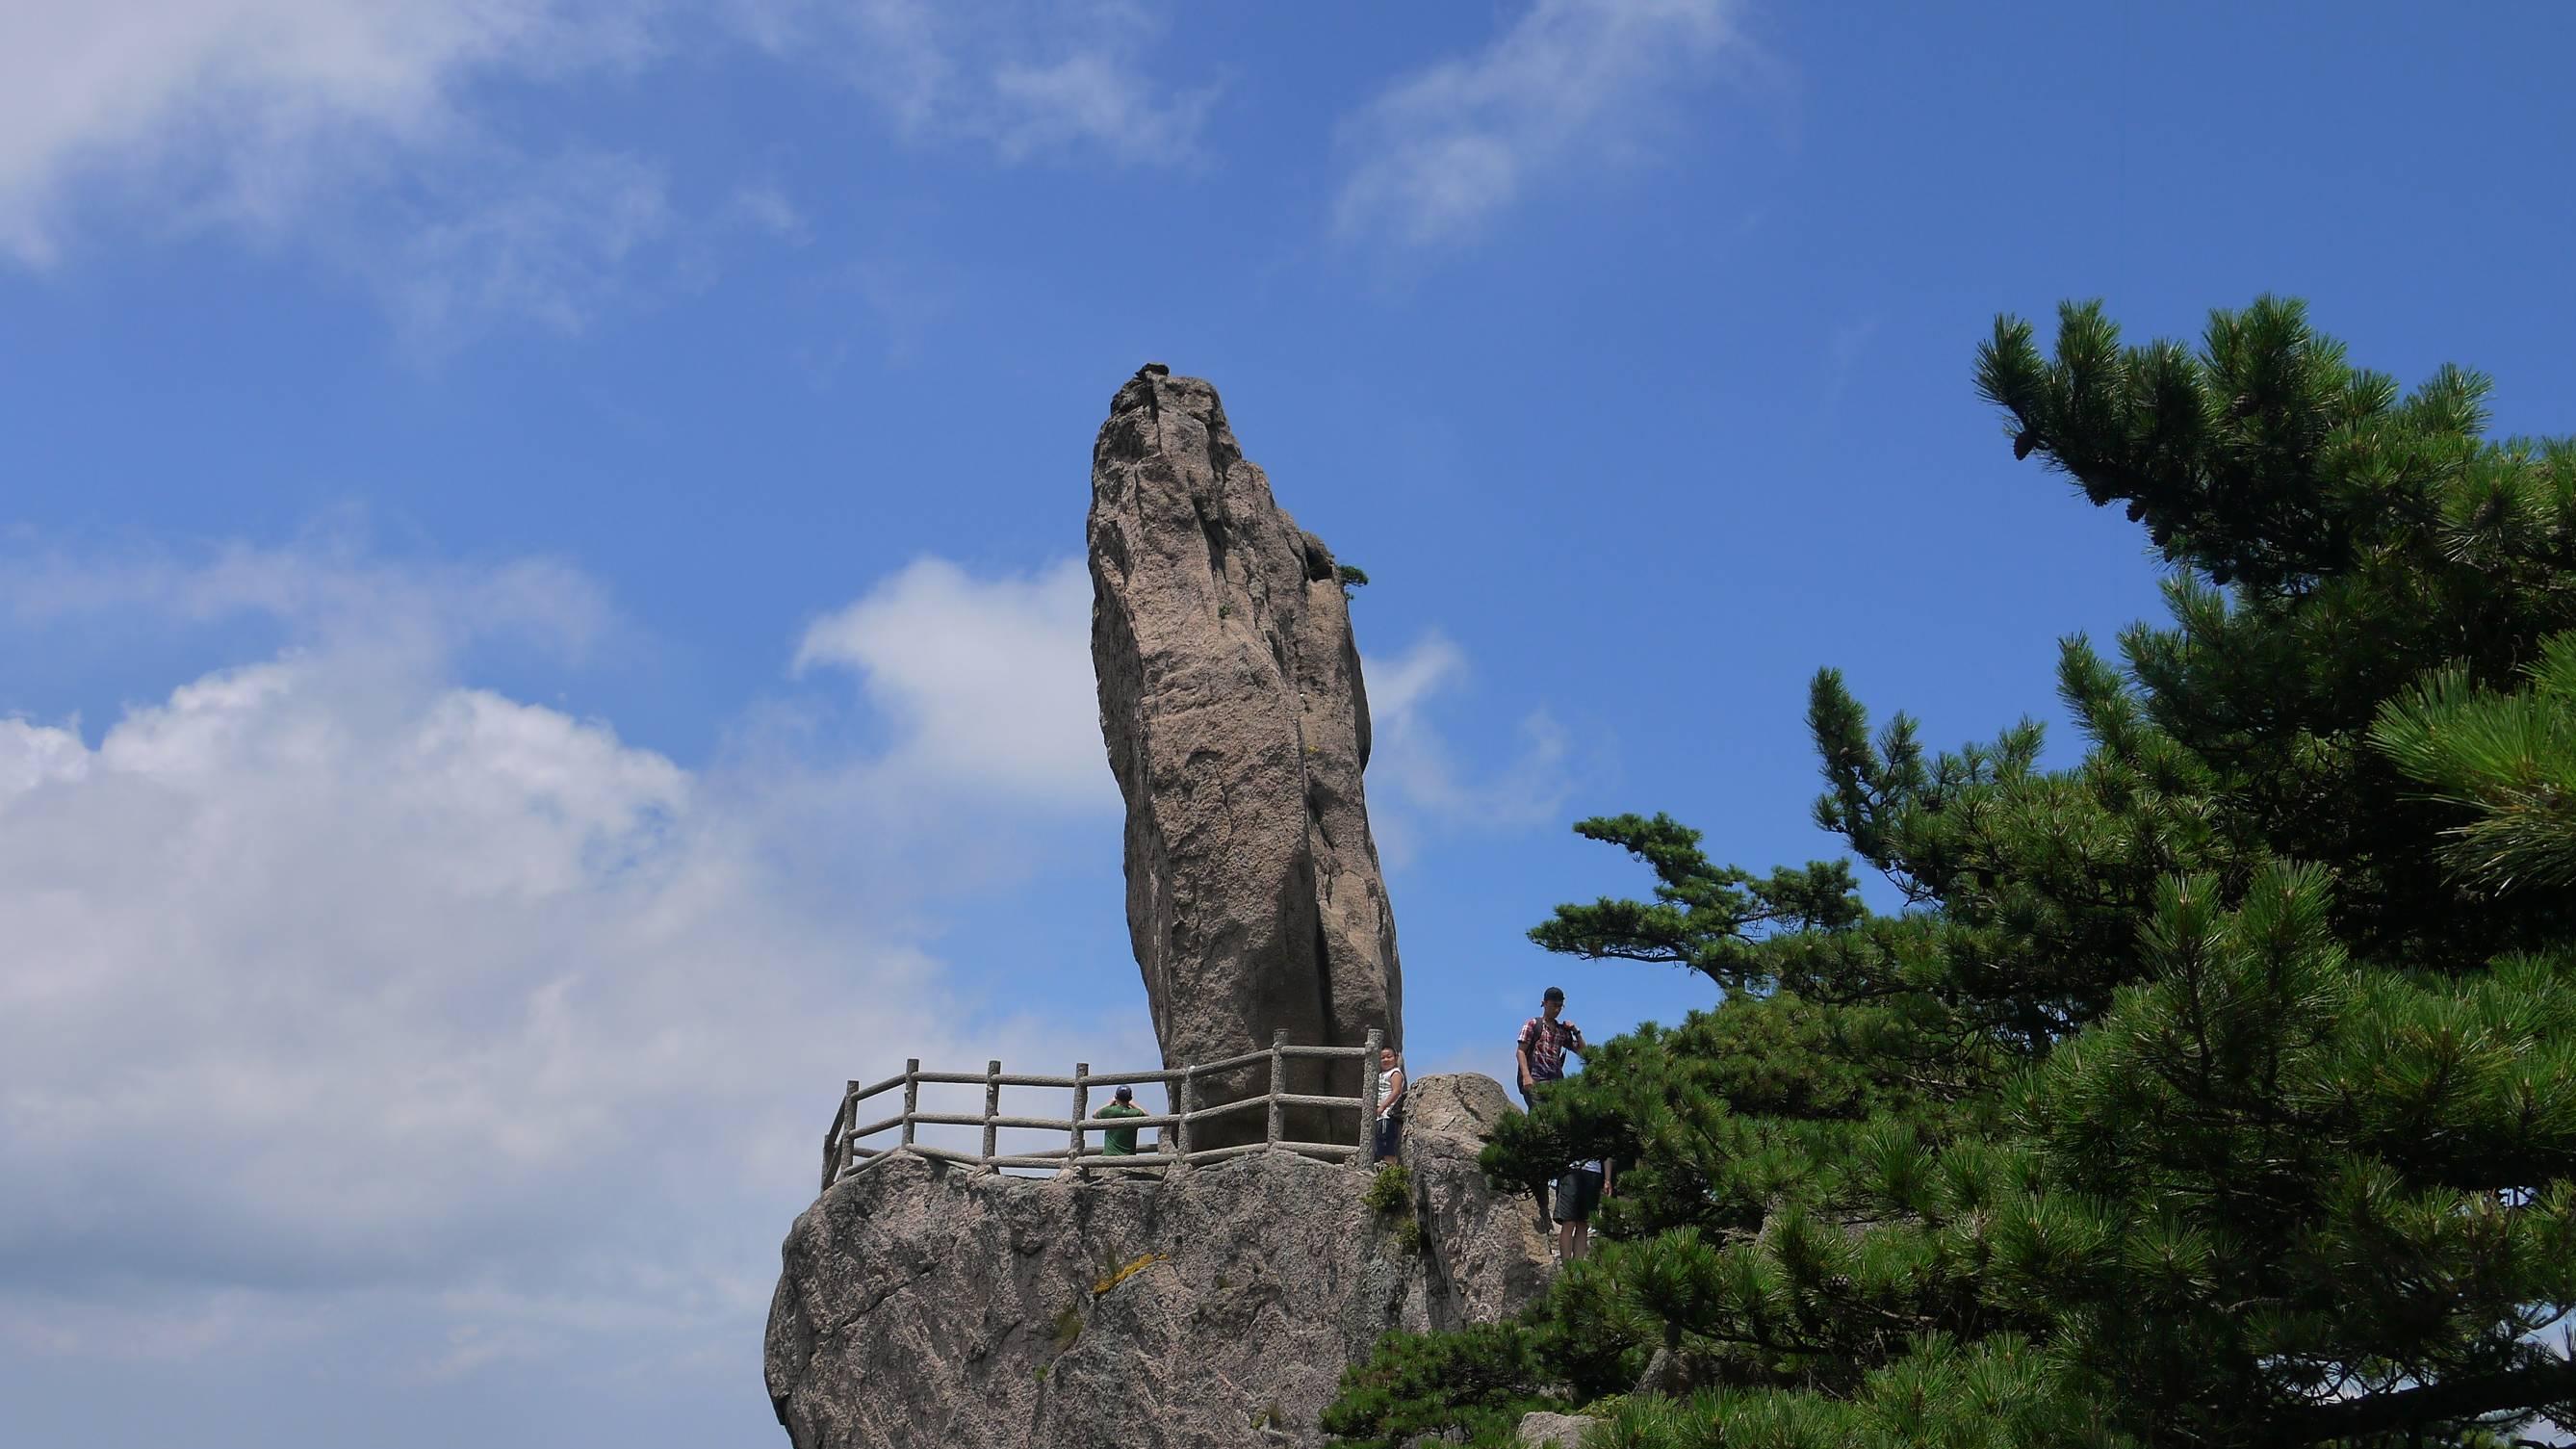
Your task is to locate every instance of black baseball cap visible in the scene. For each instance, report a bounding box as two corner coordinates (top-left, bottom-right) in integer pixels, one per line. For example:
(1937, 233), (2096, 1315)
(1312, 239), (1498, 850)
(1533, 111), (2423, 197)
(1113, 1084), (1134, 1100)
(1542, 986), (1564, 1001)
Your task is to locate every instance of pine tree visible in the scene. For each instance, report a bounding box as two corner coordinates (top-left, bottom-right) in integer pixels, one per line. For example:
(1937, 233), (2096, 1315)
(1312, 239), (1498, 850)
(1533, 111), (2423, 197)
(2372, 631), (2576, 895)
(1325, 298), (2576, 1449)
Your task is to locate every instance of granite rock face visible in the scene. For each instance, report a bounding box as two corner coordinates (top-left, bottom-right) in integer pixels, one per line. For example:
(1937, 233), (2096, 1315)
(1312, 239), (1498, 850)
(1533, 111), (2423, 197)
(1089, 369), (1404, 1144)
(765, 1074), (1549, 1449)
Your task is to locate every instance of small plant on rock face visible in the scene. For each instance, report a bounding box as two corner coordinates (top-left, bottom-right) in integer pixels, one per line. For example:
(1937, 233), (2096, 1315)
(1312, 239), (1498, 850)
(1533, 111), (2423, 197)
(1362, 1162), (1414, 1215)
(1335, 563), (1370, 594)
(1050, 1305), (1083, 1355)
(1364, 1164), (1426, 1255)
(1092, 1252), (1165, 1296)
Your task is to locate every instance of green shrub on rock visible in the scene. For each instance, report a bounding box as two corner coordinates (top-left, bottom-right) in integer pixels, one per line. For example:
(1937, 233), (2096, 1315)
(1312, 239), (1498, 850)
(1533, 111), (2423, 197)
(1362, 1163), (1414, 1216)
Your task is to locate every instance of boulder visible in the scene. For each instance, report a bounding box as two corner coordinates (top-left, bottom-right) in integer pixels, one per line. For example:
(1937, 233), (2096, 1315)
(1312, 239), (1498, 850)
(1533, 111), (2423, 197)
(1393, 1074), (1555, 1320)
(765, 1075), (1546, 1449)
(1633, 1343), (1705, 1399)
(1089, 369), (1402, 1144)
(1515, 1411), (1603, 1447)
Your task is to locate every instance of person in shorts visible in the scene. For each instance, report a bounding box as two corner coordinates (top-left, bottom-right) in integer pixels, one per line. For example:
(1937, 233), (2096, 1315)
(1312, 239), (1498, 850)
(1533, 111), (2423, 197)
(1554, 1155), (1610, 1261)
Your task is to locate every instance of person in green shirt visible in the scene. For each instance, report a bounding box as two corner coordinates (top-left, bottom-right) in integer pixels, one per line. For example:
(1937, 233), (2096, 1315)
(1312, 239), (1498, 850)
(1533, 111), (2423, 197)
(1095, 1084), (1148, 1156)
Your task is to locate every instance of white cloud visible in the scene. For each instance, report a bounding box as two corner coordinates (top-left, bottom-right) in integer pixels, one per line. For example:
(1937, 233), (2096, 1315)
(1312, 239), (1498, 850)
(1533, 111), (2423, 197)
(0, 546), (1145, 1385)
(722, 180), (809, 243)
(989, 49), (1215, 165)
(0, 541), (1581, 1403)
(783, 559), (1575, 852)
(1333, 0), (1744, 247)
(370, 148), (675, 348)
(749, 0), (1215, 167)
(793, 556), (1111, 810)
(0, 0), (655, 266)
(0, 718), (90, 799)
(2, 654), (852, 1339)
(1365, 630), (1575, 866)
(0, 0), (690, 349)
(1, 531), (619, 661)
(0, 0), (1203, 336)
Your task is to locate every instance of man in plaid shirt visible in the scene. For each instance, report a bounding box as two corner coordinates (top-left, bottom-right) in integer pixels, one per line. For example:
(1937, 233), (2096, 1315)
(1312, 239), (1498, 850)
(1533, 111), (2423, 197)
(1514, 985), (1585, 1110)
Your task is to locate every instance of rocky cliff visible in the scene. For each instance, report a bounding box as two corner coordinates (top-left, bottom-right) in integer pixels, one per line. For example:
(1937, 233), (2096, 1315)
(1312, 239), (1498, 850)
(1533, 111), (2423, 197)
(765, 1074), (1549, 1449)
(1089, 368), (1403, 1144)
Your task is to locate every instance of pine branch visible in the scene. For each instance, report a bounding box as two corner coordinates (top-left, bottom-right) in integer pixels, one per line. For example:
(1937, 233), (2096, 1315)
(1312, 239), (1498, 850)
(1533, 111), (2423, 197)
(2270, 1359), (2576, 1444)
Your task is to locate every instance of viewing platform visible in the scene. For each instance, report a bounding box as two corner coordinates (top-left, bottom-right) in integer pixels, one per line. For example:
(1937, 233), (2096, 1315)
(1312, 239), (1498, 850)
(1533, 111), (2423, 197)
(820, 1027), (1386, 1191)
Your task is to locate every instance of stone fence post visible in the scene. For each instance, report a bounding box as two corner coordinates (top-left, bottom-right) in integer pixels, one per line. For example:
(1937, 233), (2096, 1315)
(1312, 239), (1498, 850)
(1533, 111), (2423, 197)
(1067, 1063), (1090, 1177)
(1267, 1028), (1289, 1150)
(901, 1059), (919, 1148)
(1359, 1028), (1383, 1160)
(982, 1059), (1002, 1172)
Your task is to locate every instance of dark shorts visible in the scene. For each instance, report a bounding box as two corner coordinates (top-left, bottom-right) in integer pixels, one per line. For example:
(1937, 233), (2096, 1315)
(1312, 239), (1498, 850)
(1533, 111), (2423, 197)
(1519, 1075), (1560, 1112)
(1375, 1115), (1403, 1159)
(1554, 1168), (1604, 1223)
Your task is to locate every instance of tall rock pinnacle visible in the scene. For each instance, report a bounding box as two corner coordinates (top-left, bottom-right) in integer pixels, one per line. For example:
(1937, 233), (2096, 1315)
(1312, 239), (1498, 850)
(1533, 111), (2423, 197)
(1089, 369), (1403, 1145)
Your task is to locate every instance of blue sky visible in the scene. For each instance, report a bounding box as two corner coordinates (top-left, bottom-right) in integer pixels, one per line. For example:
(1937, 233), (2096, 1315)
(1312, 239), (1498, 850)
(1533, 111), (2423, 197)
(4, 2), (2572, 1444)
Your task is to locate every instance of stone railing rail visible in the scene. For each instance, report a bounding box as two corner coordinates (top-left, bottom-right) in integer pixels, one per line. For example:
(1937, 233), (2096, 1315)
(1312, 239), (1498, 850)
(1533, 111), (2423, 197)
(820, 1027), (1384, 1192)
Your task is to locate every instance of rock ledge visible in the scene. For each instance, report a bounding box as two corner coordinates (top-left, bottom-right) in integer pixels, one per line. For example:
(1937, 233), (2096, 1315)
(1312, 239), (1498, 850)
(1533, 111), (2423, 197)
(765, 1074), (1545, 1449)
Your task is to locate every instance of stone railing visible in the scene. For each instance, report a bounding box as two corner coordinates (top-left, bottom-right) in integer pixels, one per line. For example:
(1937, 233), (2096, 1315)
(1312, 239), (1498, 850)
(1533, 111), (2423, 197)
(820, 1027), (1384, 1192)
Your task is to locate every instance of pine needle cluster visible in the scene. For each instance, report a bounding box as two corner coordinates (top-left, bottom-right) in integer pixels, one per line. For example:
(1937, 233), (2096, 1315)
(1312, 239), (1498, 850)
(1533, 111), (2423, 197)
(1325, 298), (2576, 1448)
